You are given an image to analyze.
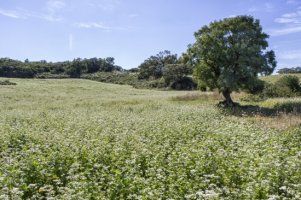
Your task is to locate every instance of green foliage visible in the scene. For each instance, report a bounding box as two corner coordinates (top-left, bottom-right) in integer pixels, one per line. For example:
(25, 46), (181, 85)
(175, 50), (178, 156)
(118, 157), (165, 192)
(278, 66), (301, 74)
(138, 50), (178, 80)
(0, 79), (17, 85)
(274, 100), (301, 113)
(259, 98), (301, 113)
(162, 64), (193, 86)
(246, 79), (265, 94)
(262, 75), (301, 98)
(0, 57), (121, 78)
(137, 51), (196, 90)
(35, 73), (70, 79)
(190, 15), (276, 103)
(276, 75), (301, 93)
(81, 71), (140, 86)
(240, 93), (265, 102)
(169, 77), (197, 90)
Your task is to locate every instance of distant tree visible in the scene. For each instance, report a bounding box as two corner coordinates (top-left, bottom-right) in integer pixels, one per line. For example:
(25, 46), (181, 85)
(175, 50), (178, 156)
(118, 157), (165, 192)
(105, 57), (115, 65)
(86, 57), (100, 73)
(138, 50), (178, 79)
(162, 64), (192, 86)
(278, 67), (301, 74)
(0, 56), (123, 78)
(190, 15), (276, 106)
(102, 57), (116, 72)
(67, 58), (84, 78)
(128, 68), (139, 73)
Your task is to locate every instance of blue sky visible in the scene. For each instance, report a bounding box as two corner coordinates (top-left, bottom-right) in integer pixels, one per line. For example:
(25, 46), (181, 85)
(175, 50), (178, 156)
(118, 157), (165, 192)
(0, 0), (301, 70)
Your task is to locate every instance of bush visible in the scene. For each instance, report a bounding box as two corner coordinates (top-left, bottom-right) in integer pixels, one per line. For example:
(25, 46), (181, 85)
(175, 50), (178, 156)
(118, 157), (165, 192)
(262, 83), (294, 98)
(274, 101), (301, 113)
(35, 73), (70, 79)
(261, 75), (301, 98)
(0, 80), (17, 85)
(247, 79), (265, 94)
(240, 94), (265, 102)
(276, 75), (301, 93)
(170, 77), (197, 90)
(81, 72), (140, 86)
(162, 64), (192, 86)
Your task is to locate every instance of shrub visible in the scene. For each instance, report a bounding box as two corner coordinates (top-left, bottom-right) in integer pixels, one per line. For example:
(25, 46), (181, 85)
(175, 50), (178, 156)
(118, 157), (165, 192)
(261, 75), (301, 98)
(81, 72), (140, 86)
(240, 94), (265, 102)
(274, 101), (301, 113)
(162, 64), (192, 86)
(262, 83), (294, 98)
(275, 75), (301, 93)
(170, 77), (197, 90)
(35, 73), (69, 79)
(247, 79), (265, 94)
(0, 80), (17, 85)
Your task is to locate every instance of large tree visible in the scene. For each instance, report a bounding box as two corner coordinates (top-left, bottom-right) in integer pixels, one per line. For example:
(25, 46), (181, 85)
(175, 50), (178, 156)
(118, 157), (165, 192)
(190, 15), (276, 106)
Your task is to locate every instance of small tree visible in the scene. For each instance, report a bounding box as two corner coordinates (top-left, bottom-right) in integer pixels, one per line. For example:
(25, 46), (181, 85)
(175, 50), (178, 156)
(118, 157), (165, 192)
(190, 15), (276, 106)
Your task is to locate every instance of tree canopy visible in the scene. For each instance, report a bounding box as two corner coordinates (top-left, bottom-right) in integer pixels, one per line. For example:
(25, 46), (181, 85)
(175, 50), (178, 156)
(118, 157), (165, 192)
(190, 15), (276, 106)
(137, 50), (196, 89)
(138, 50), (178, 80)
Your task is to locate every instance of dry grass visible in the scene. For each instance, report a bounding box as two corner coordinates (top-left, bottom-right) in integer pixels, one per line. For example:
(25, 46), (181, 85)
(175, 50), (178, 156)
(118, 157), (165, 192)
(171, 91), (223, 102)
(249, 113), (301, 130)
(260, 73), (301, 83)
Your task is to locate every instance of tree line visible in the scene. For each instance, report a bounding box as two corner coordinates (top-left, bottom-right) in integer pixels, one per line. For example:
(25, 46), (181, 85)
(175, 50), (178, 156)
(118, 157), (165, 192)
(278, 67), (301, 74)
(0, 57), (122, 78)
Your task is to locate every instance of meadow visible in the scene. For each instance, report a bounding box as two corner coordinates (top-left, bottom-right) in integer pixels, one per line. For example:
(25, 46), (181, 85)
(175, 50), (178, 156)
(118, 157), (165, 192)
(0, 78), (301, 199)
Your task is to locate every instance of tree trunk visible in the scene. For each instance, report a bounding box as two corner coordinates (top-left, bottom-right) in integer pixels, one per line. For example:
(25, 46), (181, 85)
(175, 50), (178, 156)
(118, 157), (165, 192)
(221, 89), (234, 107)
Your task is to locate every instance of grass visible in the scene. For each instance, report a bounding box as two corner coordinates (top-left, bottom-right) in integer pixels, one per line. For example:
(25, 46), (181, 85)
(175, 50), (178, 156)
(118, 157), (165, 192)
(1, 78), (301, 199)
(260, 73), (301, 83)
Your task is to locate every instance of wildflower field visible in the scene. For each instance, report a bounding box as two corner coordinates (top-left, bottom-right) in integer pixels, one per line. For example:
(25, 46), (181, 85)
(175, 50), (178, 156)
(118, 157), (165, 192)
(0, 79), (301, 199)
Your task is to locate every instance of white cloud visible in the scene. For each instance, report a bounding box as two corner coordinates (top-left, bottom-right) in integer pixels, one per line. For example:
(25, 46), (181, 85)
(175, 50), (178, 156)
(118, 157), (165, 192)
(228, 14), (238, 18)
(264, 3), (275, 12)
(273, 6), (301, 36)
(275, 10), (301, 24)
(47, 0), (65, 11)
(43, 0), (65, 22)
(0, 1), (65, 22)
(75, 22), (125, 31)
(69, 34), (73, 51)
(286, 0), (301, 4)
(129, 14), (138, 18)
(40, 14), (62, 22)
(0, 9), (23, 19)
(89, 0), (121, 11)
(248, 3), (275, 13)
(76, 22), (108, 29)
(248, 7), (258, 12)
(274, 17), (300, 24)
(270, 26), (301, 36)
(278, 50), (301, 60)
(282, 12), (300, 18)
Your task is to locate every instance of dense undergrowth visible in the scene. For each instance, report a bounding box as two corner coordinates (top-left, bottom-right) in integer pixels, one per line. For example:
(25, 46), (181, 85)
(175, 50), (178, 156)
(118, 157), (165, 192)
(0, 79), (301, 199)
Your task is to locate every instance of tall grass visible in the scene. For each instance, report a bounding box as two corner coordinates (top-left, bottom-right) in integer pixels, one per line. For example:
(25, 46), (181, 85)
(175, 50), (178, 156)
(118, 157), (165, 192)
(0, 79), (301, 199)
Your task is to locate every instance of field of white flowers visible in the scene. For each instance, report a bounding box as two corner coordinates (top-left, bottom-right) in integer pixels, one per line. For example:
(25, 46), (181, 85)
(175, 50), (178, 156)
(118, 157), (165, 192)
(0, 79), (300, 199)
